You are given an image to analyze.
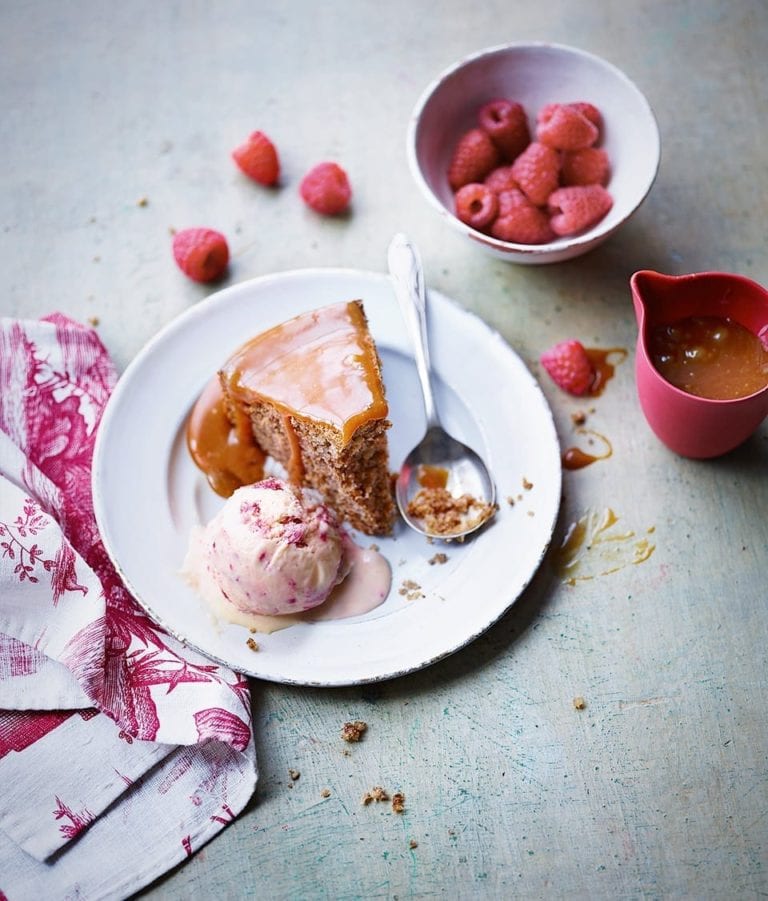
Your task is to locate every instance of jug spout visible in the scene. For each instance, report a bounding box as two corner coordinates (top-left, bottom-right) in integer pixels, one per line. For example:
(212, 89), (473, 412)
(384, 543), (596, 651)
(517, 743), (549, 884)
(631, 268), (768, 331)
(630, 270), (696, 329)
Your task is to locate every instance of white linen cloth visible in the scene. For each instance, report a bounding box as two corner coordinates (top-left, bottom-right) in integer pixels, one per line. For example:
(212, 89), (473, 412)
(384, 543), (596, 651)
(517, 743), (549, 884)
(0, 315), (257, 900)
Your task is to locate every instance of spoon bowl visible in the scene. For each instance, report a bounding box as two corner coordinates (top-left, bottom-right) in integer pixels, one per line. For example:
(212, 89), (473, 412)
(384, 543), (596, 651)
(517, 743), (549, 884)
(388, 233), (496, 540)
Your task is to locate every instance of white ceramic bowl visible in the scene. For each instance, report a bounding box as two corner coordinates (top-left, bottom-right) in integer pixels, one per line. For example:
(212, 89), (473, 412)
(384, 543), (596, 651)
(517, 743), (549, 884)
(407, 42), (661, 264)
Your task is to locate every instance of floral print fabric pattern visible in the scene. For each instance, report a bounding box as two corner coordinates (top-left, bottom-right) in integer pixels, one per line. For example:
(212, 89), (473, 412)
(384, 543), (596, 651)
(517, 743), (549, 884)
(0, 316), (256, 898)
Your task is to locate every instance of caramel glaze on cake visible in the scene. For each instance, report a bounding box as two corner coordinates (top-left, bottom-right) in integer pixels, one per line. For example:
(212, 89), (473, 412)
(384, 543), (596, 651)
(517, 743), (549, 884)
(187, 300), (396, 535)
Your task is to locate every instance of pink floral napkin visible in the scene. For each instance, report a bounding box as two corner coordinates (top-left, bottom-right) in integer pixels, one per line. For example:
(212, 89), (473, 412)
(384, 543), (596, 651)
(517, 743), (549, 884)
(0, 315), (257, 899)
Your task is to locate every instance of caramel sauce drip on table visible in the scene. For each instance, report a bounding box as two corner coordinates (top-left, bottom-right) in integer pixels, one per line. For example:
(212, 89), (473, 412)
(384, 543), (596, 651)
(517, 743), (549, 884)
(562, 429), (613, 471)
(560, 348), (625, 471)
(585, 347), (627, 396)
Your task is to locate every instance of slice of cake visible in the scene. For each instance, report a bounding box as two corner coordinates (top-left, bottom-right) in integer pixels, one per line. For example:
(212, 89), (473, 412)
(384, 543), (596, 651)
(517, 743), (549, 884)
(187, 300), (396, 535)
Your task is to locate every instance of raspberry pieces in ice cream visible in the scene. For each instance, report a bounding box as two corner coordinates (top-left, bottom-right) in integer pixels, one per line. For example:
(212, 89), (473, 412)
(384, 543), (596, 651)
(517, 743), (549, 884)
(183, 478), (351, 616)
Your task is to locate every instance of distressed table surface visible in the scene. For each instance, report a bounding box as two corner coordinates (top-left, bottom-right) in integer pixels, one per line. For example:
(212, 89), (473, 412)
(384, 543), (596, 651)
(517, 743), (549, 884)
(3, 1), (767, 897)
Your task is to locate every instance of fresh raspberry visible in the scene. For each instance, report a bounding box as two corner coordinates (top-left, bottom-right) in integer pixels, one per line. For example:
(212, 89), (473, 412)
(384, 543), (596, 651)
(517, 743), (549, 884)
(537, 102), (602, 129)
(447, 128), (500, 190)
(510, 142), (560, 206)
(299, 162), (352, 215)
(548, 185), (613, 236)
(484, 165), (519, 194)
(172, 228), (229, 283)
(454, 183), (499, 229)
(477, 99), (530, 161)
(231, 130), (280, 186)
(540, 339), (595, 395)
(570, 102), (602, 128)
(561, 147), (610, 186)
(536, 104), (599, 151)
(490, 188), (554, 244)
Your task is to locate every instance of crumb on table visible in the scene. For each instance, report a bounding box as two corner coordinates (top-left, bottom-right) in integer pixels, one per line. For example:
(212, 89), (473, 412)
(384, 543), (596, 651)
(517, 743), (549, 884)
(428, 552), (448, 566)
(320, 788), (331, 798)
(409, 839), (418, 849)
(571, 409), (587, 426)
(341, 720), (368, 743)
(362, 786), (389, 805)
(246, 637), (259, 652)
(288, 768), (300, 781)
(522, 477), (534, 490)
(391, 792), (405, 814)
(573, 696), (586, 710)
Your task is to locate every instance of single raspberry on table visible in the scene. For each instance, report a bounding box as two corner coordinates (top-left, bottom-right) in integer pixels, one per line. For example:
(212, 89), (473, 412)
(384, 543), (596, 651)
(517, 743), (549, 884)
(454, 183), (499, 229)
(536, 103), (599, 151)
(231, 130), (280, 186)
(561, 147), (610, 187)
(510, 142), (560, 207)
(540, 339), (595, 396)
(484, 164), (519, 194)
(299, 162), (352, 215)
(490, 188), (554, 244)
(548, 184), (613, 236)
(447, 128), (500, 190)
(172, 228), (229, 283)
(477, 99), (530, 160)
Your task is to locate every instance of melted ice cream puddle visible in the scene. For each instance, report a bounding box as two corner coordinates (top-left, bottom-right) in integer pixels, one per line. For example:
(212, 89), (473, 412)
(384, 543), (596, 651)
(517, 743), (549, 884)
(185, 533), (391, 634)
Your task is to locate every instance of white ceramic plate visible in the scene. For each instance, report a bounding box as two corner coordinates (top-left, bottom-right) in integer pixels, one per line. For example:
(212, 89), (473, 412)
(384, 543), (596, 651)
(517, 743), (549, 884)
(92, 269), (561, 686)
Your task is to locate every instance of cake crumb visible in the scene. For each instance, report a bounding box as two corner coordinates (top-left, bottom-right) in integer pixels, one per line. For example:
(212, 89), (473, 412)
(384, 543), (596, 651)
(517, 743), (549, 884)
(341, 720), (368, 743)
(369, 543), (380, 552)
(246, 637), (259, 652)
(320, 788), (331, 798)
(406, 486), (496, 538)
(573, 696), (586, 710)
(362, 786), (390, 805)
(87, 316), (100, 327)
(137, 196), (149, 207)
(409, 839), (419, 849)
(391, 792), (406, 814)
(506, 496), (515, 506)
(399, 579), (424, 601)
(522, 477), (533, 490)
(571, 409), (587, 426)
(288, 769), (300, 781)
(428, 552), (448, 566)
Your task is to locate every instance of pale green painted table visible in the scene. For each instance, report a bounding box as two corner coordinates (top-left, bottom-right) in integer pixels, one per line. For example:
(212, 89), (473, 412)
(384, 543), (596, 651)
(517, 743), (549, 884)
(3, 1), (767, 897)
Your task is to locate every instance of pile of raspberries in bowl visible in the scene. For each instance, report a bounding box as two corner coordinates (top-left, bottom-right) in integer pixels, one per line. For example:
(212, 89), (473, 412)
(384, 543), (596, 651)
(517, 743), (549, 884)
(407, 43), (660, 264)
(449, 99), (612, 245)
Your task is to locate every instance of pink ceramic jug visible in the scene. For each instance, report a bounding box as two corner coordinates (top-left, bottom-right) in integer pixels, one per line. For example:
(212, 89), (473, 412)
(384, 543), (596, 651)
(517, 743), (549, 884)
(631, 269), (768, 458)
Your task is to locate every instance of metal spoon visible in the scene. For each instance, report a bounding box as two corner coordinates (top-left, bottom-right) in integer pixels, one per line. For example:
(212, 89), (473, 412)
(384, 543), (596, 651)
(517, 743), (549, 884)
(387, 233), (496, 540)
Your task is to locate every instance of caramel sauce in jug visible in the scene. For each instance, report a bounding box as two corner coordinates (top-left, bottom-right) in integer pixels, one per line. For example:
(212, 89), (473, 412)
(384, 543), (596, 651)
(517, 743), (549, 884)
(648, 315), (768, 400)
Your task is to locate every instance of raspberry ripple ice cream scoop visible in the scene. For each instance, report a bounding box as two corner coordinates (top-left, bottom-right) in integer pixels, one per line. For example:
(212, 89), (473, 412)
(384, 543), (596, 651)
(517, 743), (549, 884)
(183, 477), (351, 616)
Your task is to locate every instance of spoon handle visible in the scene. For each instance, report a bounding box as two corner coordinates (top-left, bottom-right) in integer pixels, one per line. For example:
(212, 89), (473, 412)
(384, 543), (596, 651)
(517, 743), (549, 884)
(387, 233), (440, 430)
